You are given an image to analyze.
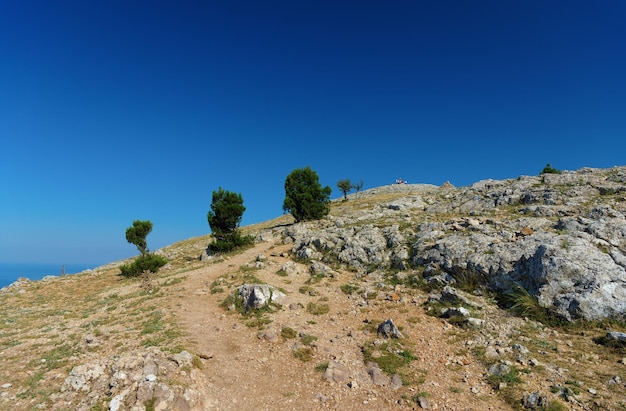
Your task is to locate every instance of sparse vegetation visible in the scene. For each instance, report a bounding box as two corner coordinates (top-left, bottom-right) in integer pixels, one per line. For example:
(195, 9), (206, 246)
(5, 166), (626, 410)
(306, 302), (330, 315)
(281, 326), (297, 339)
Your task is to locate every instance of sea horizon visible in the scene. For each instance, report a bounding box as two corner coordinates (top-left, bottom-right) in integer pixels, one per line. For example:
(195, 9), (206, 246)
(0, 262), (100, 289)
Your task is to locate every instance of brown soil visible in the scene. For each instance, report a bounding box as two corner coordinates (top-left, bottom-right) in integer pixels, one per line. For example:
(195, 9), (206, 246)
(166, 239), (512, 410)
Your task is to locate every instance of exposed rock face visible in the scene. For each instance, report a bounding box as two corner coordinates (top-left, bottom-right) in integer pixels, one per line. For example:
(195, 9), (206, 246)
(280, 167), (626, 321)
(59, 349), (208, 410)
(284, 223), (409, 271)
(237, 284), (286, 311)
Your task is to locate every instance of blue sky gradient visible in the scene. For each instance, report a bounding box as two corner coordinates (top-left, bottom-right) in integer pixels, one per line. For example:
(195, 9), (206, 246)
(2, 1), (625, 265)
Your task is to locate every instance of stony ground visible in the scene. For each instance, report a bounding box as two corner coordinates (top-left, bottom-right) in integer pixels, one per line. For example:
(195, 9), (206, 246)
(2, 181), (626, 410)
(166, 239), (511, 410)
(2, 234), (626, 410)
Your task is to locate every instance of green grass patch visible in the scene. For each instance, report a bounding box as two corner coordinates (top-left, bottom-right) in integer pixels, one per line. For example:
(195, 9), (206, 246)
(281, 327), (297, 339)
(306, 302), (330, 315)
(315, 361), (329, 372)
(340, 283), (360, 295)
(293, 347), (314, 362)
(300, 334), (318, 345)
(362, 339), (417, 381)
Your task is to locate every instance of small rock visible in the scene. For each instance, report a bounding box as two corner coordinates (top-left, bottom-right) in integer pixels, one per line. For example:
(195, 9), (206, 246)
(198, 352), (214, 360)
(377, 319), (403, 339)
(521, 391), (548, 409)
(1, 383), (12, 389)
(467, 317), (484, 327)
(487, 363), (510, 377)
(323, 361), (350, 385)
(606, 331), (626, 342)
(441, 307), (470, 318)
(607, 375), (622, 385)
(172, 350), (193, 368)
(390, 374), (403, 390)
(417, 396), (431, 409)
(366, 362), (389, 386)
(485, 346), (500, 360)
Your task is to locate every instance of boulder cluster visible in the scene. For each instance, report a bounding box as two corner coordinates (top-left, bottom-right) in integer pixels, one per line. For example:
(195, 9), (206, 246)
(281, 166), (626, 321)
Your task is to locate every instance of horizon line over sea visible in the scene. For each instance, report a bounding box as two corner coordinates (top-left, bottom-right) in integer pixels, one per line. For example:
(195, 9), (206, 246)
(0, 262), (99, 289)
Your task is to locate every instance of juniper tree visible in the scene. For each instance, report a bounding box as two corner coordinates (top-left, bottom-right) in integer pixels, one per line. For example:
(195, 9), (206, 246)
(207, 187), (253, 253)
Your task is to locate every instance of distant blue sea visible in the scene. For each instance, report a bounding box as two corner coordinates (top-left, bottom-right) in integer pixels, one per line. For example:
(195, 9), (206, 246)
(0, 263), (97, 289)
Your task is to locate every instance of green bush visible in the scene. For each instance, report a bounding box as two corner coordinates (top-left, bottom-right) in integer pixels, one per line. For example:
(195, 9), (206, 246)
(120, 253), (168, 278)
(540, 163), (561, 175)
(283, 166), (331, 222)
(207, 187), (253, 253)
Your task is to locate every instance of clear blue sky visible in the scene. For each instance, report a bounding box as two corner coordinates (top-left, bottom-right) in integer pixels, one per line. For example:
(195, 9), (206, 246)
(1, 1), (625, 265)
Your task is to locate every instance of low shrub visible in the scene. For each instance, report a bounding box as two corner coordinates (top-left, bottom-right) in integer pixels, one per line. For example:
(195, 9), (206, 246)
(120, 253), (168, 278)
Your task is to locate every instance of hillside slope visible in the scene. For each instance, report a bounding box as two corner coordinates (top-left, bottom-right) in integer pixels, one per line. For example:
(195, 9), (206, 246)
(2, 166), (626, 410)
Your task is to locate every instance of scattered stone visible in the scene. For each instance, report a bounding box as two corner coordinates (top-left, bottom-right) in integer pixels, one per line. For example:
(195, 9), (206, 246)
(467, 317), (484, 327)
(377, 319), (403, 339)
(366, 362), (389, 386)
(278, 261), (300, 276)
(607, 375), (622, 385)
(197, 352), (214, 360)
(606, 331), (626, 342)
(441, 307), (470, 318)
(416, 395), (432, 409)
(390, 374), (403, 390)
(513, 343), (530, 355)
(487, 363), (511, 377)
(171, 351), (193, 368)
(237, 284), (286, 311)
(521, 391), (548, 409)
(323, 361), (350, 385)
(485, 346), (500, 360)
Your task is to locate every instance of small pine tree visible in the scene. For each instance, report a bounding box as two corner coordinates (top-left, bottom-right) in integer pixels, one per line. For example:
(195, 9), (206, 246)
(337, 179), (352, 200)
(125, 220), (153, 255)
(283, 166), (332, 222)
(120, 220), (167, 277)
(540, 163), (561, 175)
(207, 187), (253, 253)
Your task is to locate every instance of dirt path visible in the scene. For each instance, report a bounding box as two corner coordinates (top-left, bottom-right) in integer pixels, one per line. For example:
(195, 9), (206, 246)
(166, 239), (512, 410)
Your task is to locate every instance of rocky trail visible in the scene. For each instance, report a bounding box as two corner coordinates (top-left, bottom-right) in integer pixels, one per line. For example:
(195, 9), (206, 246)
(167, 239), (511, 410)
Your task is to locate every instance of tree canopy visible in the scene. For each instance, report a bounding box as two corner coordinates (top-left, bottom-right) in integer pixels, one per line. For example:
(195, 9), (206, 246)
(125, 220), (153, 255)
(337, 179), (352, 200)
(207, 187), (253, 253)
(283, 166), (332, 222)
